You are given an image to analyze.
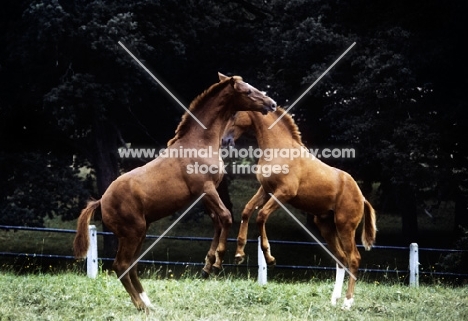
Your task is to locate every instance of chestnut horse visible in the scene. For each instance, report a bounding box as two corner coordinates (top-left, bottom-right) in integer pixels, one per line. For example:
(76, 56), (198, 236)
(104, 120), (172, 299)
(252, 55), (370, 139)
(73, 73), (276, 311)
(221, 108), (376, 309)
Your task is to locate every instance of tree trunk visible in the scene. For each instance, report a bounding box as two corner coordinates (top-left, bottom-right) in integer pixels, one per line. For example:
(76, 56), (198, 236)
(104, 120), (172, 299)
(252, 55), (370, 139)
(91, 120), (120, 259)
(397, 184), (418, 244)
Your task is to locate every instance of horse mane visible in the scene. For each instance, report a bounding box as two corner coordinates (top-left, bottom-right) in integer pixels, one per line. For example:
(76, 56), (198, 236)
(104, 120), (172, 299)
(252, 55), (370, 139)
(274, 107), (305, 146)
(167, 78), (236, 146)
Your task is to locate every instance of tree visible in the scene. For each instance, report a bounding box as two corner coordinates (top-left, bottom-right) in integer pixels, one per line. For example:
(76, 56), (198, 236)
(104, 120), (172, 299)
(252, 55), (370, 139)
(253, 0), (467, 242)
(0, 151), (91, 226)
(305, 0), (467, 241)
(0, 1), (91, 227)
(1, 0), (466, 247)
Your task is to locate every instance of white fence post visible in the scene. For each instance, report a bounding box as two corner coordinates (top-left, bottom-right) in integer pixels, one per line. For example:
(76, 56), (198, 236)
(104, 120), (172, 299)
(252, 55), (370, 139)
(258, 236), (267, 285)
(409, 243), (419, 287)
(87, 225), (98, 279)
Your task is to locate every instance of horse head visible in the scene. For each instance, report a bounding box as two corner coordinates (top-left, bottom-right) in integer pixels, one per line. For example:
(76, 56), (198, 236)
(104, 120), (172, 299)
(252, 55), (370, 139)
(221, 111), (253, 148)
(218, 72), (276, 115)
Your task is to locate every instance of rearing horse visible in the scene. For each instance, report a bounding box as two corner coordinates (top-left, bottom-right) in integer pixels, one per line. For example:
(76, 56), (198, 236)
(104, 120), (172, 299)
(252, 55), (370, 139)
(73, 73), (276, 311)
(221, 108), (376, 309)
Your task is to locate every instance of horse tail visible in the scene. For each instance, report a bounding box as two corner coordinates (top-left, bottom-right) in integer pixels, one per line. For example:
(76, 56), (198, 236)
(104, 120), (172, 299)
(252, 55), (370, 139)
(361, 199), (377, 251)
(73, 199), (101, 258)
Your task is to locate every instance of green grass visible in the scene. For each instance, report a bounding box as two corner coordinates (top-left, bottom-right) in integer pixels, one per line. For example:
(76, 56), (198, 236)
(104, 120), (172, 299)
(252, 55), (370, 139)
(0, 271), (467, 321)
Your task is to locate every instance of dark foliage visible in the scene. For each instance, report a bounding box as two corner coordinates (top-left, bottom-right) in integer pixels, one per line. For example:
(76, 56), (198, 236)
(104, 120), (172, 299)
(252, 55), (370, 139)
(0, 151), (90, 226)
(0, 0), (466, 244)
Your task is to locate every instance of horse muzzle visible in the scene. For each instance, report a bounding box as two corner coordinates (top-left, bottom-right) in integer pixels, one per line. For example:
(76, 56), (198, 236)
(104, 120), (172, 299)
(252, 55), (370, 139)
(262, 99), (277, 114)
(221, 136), (235, 148)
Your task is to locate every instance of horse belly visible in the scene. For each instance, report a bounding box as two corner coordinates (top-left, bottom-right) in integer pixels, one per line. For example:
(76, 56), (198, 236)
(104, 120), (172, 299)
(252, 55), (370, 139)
(143, 190), (193, 222)
(289, 193), (336, 216)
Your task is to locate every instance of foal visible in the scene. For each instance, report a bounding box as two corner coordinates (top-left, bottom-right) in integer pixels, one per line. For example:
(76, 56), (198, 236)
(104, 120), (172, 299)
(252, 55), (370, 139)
(222, 108), (376, 309)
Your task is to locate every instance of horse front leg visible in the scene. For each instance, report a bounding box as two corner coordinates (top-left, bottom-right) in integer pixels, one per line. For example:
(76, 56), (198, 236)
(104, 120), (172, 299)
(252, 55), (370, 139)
(202, 211), (221, 278)
(235, 187), (268, 264)
(256, 194), (288, 266)
(202, 183), (232, 275)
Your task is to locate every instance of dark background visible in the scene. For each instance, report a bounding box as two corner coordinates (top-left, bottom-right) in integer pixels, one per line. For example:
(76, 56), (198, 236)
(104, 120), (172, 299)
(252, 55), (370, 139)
(1, 0), (467, 248)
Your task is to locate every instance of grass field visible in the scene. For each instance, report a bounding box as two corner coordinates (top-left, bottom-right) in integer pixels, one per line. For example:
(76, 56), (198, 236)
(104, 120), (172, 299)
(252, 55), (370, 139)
(1, 177), (465, 320)
(0, 271), (467, 321)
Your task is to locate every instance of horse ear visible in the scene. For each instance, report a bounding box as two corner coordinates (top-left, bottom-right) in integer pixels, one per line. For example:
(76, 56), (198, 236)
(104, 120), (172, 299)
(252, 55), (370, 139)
(232, 78), (250, 93)
(218, 72), (229, 82)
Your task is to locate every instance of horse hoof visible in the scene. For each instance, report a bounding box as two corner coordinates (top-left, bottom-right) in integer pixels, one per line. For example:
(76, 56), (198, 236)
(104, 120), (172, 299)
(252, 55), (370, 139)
(135, 304), (146, 312)
(267, 259), (276, 268)
(341, 297), (354, 310)
(212, 266), (222, 275)
(201, 269), (210, 279)
(235, 255), (245, 265)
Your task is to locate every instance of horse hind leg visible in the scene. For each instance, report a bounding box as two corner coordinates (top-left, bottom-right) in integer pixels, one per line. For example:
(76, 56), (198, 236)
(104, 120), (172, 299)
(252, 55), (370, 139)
(129, 261), (154, 311)
(335, 218), (361, 309)
(113, 235), (148, 311)
(314, 216), (348, 306)
(133, 270), (153, 310)
(341, 241), (361, 310)
(130, 234), (154, 309)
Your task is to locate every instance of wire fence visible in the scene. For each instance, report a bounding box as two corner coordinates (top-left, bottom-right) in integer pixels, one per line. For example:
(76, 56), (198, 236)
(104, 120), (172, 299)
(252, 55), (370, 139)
(1, 224), (468, 281)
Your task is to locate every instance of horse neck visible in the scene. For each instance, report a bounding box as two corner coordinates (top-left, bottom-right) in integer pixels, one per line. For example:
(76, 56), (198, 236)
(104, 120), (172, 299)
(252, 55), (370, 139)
(179, 95), (233, 149)
(249, 111), (298, 149)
